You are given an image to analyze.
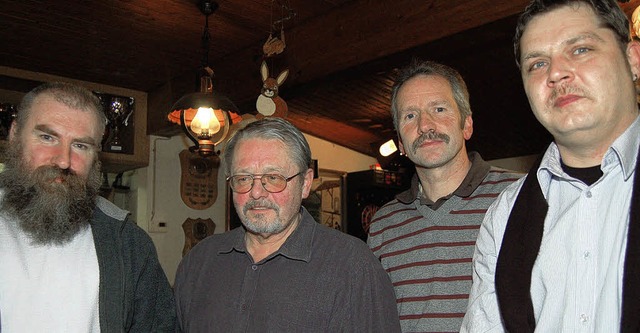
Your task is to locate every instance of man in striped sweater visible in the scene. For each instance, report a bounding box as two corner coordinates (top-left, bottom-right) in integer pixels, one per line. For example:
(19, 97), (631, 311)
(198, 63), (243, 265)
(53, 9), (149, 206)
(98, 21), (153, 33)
(367, 60), (521, 332)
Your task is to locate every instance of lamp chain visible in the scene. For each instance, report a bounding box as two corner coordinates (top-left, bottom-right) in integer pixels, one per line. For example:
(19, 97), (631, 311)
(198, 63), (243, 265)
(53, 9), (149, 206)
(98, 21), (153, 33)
(201, 13), (211, 69)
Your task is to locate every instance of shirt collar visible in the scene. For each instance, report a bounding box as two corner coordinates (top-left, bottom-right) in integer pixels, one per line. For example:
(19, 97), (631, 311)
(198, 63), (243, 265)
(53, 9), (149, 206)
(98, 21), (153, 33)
(610, 115), (640, 180)
(219, 206), (315, 263)
(537, 114), (640, 187)
(396, 151), (491, 204)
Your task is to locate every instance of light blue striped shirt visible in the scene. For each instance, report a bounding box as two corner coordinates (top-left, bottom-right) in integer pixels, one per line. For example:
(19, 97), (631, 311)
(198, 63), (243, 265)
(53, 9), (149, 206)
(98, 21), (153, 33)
(462, 115), (640, 332)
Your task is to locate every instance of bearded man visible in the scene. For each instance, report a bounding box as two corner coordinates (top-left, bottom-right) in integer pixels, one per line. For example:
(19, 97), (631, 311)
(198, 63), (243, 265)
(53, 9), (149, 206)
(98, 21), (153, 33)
(0, 82), (175, 332)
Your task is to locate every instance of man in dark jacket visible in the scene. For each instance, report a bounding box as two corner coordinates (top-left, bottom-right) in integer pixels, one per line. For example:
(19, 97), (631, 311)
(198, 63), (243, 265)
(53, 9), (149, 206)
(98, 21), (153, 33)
(0, 82), (175, 332)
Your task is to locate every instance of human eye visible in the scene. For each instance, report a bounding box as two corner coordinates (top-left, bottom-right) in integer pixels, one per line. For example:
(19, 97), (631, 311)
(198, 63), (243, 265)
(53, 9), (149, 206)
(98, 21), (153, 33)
(401, 111), (416, 122)
(527, 60), (547, 72)
(573, 46), (591, 55)
(39, 133), (55, 142)
(234, 175), (252, 184)
(435, 106), (446, 113)
(73, 142), (92, 151)
(264, 174), (282, 183)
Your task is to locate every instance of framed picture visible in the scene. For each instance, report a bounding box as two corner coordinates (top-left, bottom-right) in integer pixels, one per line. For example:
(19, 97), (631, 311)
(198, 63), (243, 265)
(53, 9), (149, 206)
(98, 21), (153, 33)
(303, 168), (346, 231)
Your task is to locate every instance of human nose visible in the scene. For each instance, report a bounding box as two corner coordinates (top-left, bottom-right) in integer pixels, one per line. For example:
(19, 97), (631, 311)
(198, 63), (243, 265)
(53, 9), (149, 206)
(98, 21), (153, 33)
(51, 145), (71, 170)
(547, 57), (573, 87)
(249, 176), (268, 199)
(417, 111), (434, 135)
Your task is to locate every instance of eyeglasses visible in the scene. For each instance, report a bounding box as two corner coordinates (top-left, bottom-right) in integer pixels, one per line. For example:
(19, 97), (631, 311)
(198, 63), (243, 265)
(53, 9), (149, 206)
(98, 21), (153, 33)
(226, 172), (303, 194)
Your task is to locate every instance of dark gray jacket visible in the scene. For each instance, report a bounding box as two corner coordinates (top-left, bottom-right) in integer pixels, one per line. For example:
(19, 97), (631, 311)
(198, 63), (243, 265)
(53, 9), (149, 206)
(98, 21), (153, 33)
(91, 198), (176, 332)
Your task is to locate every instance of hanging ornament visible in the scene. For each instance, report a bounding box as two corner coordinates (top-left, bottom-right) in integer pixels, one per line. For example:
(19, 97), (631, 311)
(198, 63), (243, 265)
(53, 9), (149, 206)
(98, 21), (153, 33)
(261, 0), (295, 58)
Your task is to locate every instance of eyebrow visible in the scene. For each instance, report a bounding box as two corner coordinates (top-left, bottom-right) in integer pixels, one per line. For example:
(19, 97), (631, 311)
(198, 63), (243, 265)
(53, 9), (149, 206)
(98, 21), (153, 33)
(522, 32), (606, 63)
(34, 124), (99, 147)
(426, 99), (452, 108)
(401, 99), (452, 113)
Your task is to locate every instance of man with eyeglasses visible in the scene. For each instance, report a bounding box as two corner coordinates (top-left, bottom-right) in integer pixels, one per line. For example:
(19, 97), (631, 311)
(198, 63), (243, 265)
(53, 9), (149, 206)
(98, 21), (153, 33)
(173, 117), (401, 332)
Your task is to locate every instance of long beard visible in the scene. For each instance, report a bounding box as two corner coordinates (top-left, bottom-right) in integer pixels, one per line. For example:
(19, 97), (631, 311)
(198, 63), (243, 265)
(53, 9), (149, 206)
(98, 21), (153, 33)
(0, 142), (102, 245)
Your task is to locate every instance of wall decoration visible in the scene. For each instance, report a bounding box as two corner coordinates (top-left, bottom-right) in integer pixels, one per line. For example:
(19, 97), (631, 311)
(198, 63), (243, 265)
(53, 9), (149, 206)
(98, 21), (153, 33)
(179, 149), (219, 209)
(303, 169), (345, 231)
(256, 61), (289, 118)
(262, 28), (285, 57)
(182, 218), (216, 256)
(255, 0), (295, 119)
(261, 0), (295, 57)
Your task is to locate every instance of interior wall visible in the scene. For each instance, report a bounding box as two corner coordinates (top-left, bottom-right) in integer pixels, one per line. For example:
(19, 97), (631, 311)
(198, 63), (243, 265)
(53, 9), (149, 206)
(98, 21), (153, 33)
(133, 132), (377, 285)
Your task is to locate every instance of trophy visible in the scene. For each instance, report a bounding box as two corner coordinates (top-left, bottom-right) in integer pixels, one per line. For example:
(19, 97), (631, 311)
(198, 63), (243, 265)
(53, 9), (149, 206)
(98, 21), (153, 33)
(102, 95), (134, 153)
(0, 103), (17, 140)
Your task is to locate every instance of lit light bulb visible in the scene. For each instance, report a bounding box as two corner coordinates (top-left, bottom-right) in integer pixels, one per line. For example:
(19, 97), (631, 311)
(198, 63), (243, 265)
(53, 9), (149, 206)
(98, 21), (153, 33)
(190, 107), (221, 136)
(634, 5), (640, 39)
(379, 139), (398, 157)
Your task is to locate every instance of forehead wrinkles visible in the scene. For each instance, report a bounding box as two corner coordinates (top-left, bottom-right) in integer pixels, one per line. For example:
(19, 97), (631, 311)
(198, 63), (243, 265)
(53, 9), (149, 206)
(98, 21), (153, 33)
(398, 78), (453, 110)
(522, 32), (606, 65)
(520, 5), (609, 61)
(231, 139), (292, 173)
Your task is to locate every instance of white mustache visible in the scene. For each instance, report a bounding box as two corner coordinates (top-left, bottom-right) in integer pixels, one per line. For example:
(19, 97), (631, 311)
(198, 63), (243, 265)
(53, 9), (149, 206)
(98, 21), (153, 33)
(243, 200), (279, 214)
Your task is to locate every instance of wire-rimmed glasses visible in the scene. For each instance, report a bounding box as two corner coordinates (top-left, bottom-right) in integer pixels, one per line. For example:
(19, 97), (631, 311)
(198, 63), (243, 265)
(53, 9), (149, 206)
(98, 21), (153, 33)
(226, 172), (302, 193)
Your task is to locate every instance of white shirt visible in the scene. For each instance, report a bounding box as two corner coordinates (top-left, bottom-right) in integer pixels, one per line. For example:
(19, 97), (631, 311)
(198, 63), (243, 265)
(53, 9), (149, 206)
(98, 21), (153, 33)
(461, 116), (640, 332)
(0, 210), (101, 332)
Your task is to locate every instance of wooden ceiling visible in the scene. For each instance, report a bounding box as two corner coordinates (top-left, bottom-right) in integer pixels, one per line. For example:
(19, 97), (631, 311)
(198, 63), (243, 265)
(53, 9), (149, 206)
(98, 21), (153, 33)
(1, 0), (639, 161)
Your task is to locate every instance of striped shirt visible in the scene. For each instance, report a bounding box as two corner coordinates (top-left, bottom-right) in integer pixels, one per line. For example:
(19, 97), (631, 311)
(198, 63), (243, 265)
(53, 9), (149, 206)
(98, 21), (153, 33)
(368, 152), (521, 332)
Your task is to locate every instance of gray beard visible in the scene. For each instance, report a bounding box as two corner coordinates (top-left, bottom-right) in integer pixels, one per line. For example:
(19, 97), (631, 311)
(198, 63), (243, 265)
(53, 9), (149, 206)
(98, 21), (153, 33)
(0, 142), (102, 245)
(240, 199), (285, 235)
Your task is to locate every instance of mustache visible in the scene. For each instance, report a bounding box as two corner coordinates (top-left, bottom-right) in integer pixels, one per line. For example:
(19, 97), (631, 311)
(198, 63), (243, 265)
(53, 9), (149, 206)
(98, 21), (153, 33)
(412, 130), (450, 153)
(37, 165), (75, 180)
(30, 165), (81, 191)
(243, 199), (279, 213)
(547, 83), (586, 107)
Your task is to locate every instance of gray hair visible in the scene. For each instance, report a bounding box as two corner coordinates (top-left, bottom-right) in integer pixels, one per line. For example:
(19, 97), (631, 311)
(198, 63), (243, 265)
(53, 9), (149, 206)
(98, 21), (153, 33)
(513, 0), (630, 68)
(390, 59), (471, 130)
(223, 117), (312, 175)
(17, 82), (106, 137)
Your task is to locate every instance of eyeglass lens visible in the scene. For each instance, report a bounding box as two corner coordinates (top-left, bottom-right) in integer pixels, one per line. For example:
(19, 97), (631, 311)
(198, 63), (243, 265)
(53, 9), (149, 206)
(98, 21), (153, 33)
(229, 174), (292, 193)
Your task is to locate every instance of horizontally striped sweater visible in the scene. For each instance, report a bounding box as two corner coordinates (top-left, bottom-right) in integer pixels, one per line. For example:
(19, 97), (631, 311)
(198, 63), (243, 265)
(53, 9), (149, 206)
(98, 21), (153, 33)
(368, 152), (522, 332)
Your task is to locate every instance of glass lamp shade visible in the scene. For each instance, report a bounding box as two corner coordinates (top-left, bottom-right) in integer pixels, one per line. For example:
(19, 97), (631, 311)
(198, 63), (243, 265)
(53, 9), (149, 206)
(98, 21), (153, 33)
(633, 5), (640, 39)
(168, 90), (241, 156)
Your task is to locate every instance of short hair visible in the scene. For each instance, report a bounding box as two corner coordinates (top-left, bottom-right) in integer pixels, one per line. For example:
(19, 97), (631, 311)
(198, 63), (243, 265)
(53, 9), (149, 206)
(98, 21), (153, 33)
(514, 0), (630, 68)
(17, 82), (106, 137)
(223, 117), (312, 176)
(390, 59), (471, 130)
